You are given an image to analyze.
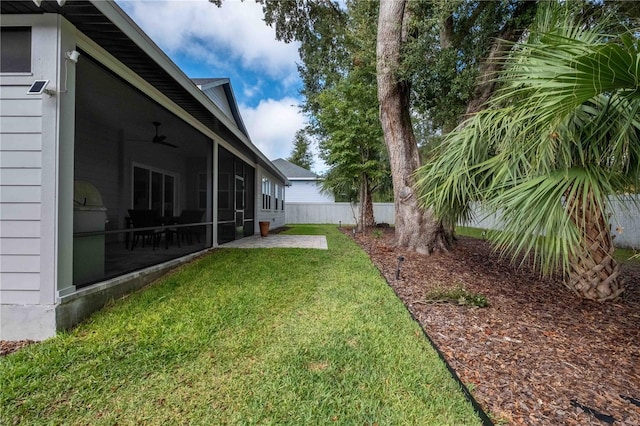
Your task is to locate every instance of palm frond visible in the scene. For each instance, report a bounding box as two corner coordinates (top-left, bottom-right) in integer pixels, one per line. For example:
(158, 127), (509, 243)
(415, 2), (640, 278)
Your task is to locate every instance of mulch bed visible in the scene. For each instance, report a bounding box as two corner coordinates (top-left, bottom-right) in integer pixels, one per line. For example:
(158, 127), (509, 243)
(347, 226), (640, 425)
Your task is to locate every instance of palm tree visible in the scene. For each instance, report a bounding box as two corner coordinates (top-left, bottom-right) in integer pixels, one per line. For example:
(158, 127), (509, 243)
(415, 4), (640, 301)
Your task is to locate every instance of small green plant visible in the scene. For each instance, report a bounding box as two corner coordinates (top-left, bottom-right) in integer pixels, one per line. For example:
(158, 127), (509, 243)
(371, 229), (384, 239)
(425, 284), (489, 307)
(613, 247), (640, 265)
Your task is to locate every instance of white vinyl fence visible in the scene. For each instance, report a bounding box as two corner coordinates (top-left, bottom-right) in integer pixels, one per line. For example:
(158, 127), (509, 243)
(286, 196), (640, 249)
(286, 202), (395, 226)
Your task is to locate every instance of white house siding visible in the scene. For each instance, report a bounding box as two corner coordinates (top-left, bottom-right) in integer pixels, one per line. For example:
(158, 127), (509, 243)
(256, 167), (286, 231)
(1, 14), (62, 340)
(286, 180), (334, 203)
(202, 86), (234, 123)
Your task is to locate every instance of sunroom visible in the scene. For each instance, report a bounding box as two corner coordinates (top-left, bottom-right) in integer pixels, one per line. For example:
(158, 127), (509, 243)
(0, 0), (286, 340)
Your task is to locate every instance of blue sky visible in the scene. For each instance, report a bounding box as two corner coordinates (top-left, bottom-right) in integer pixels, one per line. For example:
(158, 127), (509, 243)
(117, 0), (312, 167)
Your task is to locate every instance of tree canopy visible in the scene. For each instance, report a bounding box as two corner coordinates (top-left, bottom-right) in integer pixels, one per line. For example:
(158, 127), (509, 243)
(287, 129), (314, 170)
(210, 0), (639, 256)
(403, 0), (537, 131)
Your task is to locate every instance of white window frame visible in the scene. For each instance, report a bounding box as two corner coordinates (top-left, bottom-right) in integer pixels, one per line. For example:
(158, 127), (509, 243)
(261, 177), (272, 211)
(279, 185), (285, 211)
(131, 162), (179, 216)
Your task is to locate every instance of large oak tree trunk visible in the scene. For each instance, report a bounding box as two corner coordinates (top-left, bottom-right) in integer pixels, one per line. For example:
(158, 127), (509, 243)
(567, 190), (624, 301)
(377, 0), (449, 254)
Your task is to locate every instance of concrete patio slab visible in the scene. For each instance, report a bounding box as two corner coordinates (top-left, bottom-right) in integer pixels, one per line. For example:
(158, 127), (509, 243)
(221, 235), (328, 249)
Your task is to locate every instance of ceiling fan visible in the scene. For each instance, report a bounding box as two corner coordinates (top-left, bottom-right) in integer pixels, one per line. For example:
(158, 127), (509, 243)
(150, 121), (177, 148)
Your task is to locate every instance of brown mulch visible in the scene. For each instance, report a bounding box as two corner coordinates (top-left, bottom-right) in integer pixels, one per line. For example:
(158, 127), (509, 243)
(348, 227), (640, 426)
(0, 340), (34, 356)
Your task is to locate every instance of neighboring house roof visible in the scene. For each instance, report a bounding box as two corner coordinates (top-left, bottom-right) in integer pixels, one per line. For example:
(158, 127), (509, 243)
(192, 78), (249, 139)
(272, 158), (320, 181)
(0, 0), (286, 183)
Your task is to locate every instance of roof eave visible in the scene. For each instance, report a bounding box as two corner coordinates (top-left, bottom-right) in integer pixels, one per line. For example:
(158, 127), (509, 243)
(91, 3), (251, 144)
(57, 0), (287, 183)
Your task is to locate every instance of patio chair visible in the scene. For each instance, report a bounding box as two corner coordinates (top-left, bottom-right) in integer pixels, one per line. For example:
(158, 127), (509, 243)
(163, 215), (181, 249)
(127, 209), (163, 250)
(176, 210), (204, 245)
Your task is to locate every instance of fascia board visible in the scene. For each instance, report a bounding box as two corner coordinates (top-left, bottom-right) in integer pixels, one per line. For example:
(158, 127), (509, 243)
(200, 78), (229, 90)
(200, 79), (249, 138)
(90, 2), (240, 137)
(221, 82), (250, 137)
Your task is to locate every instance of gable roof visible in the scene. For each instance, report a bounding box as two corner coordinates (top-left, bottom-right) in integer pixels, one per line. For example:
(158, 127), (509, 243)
(192, 78), (249, 139)
(0, 0), (286, 183)
(272, 158), (320, 180)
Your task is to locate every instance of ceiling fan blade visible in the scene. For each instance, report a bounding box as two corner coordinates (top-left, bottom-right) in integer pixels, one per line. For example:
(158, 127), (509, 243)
(155, 140), (178, 148)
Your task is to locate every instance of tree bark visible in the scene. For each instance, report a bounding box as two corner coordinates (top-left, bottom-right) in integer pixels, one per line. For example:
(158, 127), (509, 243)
(357, 175), (375, 231)
(439, 13), (454, 49)
(464, 1), (537, 116)
(566, 190), (624, 301)
(377, 0), (449, 254)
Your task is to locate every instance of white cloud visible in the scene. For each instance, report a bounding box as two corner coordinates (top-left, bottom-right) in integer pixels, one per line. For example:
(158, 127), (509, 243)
(240, 98), (304, 161)
(120, 0), (300, 79)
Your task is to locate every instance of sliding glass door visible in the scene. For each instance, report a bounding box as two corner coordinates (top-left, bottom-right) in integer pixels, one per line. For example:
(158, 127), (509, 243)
(132, 164), (176, 217)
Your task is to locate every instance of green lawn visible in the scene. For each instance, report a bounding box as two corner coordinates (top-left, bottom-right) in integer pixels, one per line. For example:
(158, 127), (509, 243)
(1, 225), (481, 425)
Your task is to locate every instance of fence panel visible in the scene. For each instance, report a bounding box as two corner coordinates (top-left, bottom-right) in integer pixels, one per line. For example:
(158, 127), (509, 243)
(286, 203), (395, 226)
(608, 196), (639, 249)
(286, 197), (639, 249)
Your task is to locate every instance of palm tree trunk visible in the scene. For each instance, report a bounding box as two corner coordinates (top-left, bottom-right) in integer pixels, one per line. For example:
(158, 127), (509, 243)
(566, 190), (625, 301)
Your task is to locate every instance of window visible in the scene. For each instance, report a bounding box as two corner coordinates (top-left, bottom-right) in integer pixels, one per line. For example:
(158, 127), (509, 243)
(1, 27), (31, 73)
(218, 173), (230, 210)
(132, 165), (177, 217)
(280, 186), (285, 210)
(261, 177), (272, 210)
(274, 184), (284, 210)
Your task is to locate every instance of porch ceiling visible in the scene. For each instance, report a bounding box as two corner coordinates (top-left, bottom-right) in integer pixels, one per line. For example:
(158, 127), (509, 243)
(1, 0), (281, 176)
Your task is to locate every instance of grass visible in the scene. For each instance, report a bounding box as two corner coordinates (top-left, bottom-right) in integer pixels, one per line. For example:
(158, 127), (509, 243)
(457, 226), (639, 265)
(456, 226), (489, 240)
(1, 225), (481, 425)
